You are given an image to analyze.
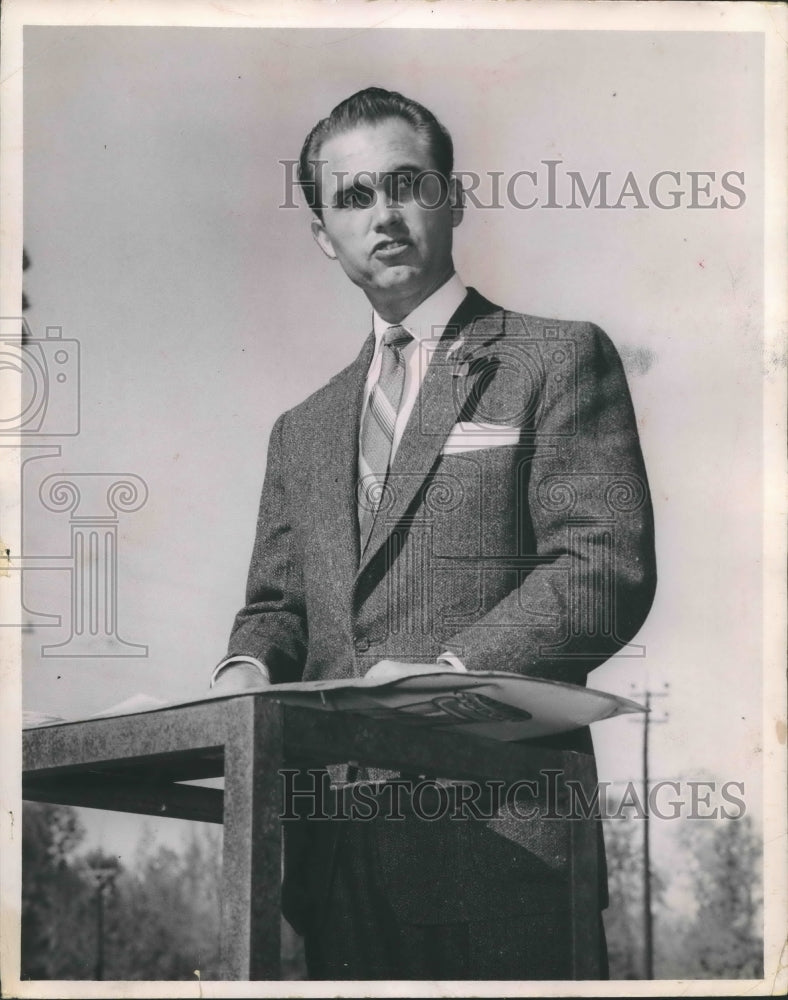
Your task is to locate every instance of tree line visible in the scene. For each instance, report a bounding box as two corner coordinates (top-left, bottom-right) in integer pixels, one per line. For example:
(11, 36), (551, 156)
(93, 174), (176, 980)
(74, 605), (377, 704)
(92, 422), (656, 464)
(21, 800), (761, 981)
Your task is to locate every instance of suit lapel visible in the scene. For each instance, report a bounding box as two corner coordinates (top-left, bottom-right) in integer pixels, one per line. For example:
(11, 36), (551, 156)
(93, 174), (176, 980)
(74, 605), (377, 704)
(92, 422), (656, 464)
(357, 289), (503, 575)
(317, 331), (375, 589)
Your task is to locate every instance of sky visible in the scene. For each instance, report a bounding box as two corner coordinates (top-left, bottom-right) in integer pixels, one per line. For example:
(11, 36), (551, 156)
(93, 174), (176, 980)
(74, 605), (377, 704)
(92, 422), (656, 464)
(15, 25), (766, 859)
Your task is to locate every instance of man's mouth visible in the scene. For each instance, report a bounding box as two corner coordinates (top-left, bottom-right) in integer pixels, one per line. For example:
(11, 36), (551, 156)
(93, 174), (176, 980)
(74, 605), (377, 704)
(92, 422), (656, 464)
(372, 239), (412, 260)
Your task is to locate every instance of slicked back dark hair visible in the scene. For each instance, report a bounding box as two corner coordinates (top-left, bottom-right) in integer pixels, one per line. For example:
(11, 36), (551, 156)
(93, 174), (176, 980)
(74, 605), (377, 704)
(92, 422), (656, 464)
(298, 87), (454, 219)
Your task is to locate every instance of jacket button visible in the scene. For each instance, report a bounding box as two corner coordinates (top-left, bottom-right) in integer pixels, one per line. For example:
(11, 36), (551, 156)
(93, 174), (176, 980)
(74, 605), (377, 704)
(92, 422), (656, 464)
(354, 637), (370, 652)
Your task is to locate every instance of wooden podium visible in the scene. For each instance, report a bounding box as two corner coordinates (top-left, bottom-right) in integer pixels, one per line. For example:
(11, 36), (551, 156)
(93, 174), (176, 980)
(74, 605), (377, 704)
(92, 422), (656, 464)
(22, 695), (601, 981)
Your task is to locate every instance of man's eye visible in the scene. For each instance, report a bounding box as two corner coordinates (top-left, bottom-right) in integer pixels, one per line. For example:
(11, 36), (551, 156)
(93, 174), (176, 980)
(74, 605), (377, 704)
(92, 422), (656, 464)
(339, 188), (374, 209)
(387, 174), (414, 200)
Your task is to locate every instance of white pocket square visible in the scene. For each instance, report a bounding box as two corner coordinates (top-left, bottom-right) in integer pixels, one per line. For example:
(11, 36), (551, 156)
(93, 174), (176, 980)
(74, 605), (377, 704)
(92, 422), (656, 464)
(441, 422), (521, 455)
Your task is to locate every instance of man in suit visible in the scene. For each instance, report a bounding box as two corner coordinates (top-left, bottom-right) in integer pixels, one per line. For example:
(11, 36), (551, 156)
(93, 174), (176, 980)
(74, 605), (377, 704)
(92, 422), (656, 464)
(212, 87), (656, 980)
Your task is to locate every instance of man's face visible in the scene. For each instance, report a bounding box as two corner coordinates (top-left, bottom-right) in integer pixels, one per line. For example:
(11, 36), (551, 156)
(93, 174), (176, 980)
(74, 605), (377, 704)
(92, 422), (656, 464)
(310, 118), (463, 322)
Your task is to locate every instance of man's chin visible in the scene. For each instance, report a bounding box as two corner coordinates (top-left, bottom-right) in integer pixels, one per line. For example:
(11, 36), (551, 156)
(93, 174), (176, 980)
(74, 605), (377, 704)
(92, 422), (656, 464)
(376, 264), (441, 301)
(375, 263), (419, 284)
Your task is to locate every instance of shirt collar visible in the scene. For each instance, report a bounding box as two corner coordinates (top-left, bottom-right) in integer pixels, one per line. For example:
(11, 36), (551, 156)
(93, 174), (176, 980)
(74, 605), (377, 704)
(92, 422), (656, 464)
(372, 273), (467, 346)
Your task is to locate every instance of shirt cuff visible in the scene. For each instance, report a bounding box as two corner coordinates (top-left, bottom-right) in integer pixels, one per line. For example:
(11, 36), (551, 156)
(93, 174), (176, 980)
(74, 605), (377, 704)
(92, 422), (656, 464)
(210, 656), (271, 688)
(437, 651), (467, 672)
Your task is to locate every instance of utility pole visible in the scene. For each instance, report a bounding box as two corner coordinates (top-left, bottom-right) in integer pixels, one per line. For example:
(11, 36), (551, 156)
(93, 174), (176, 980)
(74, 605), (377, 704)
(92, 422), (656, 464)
(88, 864), (118, 981)
(96, 875), (105, 981)
(631, 682), (669, 979)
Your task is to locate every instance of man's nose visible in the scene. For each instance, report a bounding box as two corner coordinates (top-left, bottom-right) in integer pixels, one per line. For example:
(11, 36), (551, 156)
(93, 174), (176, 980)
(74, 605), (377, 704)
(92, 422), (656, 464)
(371, 190), (403, 227)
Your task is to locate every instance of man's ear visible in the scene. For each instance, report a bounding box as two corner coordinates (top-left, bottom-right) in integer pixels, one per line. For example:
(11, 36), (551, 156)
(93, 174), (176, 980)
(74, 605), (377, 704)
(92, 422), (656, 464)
(449, 175), (464, 229)
(311, 217), (337, 260)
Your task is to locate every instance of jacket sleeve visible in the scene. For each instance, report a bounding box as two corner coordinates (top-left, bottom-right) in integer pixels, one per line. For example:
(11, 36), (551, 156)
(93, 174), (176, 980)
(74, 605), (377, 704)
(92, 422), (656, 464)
(224, 412), (308, 683)
(442, 323), (657, 684)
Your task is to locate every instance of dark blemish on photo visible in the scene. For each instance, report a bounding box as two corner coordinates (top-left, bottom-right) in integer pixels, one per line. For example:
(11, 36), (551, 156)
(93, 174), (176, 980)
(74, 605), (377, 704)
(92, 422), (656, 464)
(619, 344), (657, 377)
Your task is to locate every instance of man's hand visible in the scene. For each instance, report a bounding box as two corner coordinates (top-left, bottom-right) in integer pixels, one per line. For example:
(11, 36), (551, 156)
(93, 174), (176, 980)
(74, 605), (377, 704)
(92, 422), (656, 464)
(210, 662), (271, 693)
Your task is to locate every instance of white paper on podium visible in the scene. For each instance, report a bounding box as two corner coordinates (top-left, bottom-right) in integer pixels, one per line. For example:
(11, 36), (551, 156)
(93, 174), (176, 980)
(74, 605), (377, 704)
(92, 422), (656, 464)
(248, 670), (645, 742)
(24, 671), (644, 741)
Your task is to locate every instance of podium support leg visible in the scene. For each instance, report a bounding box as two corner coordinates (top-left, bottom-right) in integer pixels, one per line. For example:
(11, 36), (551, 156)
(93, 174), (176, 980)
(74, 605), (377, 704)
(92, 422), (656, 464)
(220, 698), (283, 980)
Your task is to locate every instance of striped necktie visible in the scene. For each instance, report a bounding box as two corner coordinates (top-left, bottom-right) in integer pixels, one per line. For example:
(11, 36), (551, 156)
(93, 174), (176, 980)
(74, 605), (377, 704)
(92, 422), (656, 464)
(358, 324), (413, 549)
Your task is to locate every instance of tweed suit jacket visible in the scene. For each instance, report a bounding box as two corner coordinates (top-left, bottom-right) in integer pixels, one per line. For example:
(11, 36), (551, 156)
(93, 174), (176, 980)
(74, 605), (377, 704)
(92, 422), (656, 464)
(227, 287), (657, 929)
